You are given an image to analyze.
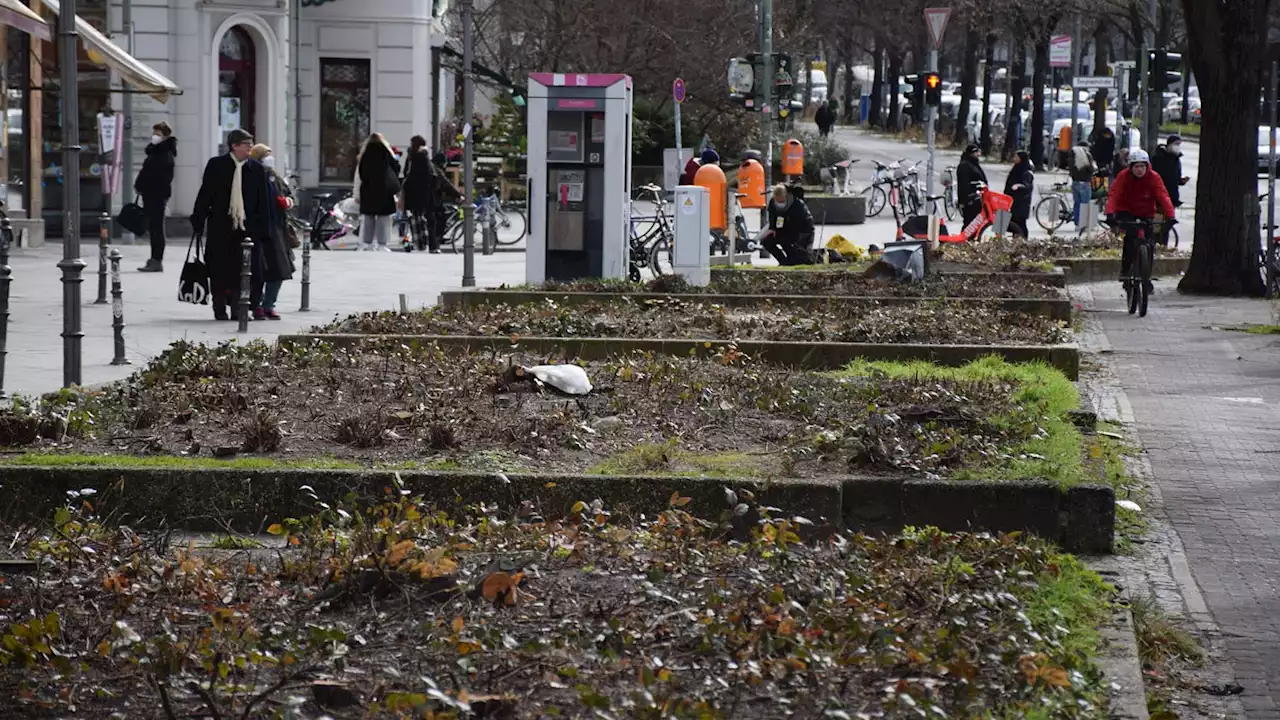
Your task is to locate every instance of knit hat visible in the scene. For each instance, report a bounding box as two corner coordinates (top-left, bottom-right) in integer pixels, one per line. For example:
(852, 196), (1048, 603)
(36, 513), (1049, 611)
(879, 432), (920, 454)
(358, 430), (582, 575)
(700, 148), (720, 164)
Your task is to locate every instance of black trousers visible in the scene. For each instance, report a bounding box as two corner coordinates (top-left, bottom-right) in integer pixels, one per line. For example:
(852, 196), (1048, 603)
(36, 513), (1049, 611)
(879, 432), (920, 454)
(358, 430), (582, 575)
(764, 234), (813, 266)
(961, 200), (982, 229)
(143, 195), (167, 261)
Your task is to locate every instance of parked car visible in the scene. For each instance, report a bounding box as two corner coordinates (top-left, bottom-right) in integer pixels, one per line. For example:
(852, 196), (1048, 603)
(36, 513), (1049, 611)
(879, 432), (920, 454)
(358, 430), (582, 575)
(1164, 97), (1202, 123)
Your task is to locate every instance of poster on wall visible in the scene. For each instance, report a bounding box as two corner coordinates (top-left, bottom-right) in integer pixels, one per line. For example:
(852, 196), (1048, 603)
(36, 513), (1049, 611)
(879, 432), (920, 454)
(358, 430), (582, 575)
(549, 131), (579, 153)
(221, 98), (242, 132)
(97, 112), (124, 195)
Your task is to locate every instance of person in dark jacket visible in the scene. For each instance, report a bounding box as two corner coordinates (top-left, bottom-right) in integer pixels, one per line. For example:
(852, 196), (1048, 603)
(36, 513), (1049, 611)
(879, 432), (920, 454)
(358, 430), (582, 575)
(815, 100), (835, 138)
(427, 151), (464, 251)
(134, 121), (177, 272)
(1068, 146), (1096, 226)
(1091, 126), (1116, 172)
(763, 184), (815, 266)
(401, 135), (436, 251)
(248, 144), (295, 319)
(1150, 135), (1187, 246)
(191, 128), (273, 321)
(955, 144), (989, 229)
(354, 132), (401, 251)
(1003, 150), (1034, 237)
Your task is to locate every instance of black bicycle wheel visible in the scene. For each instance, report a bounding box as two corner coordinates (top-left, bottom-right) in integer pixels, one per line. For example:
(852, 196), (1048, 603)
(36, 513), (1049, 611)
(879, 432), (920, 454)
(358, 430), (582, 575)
(1169, 226), (1180, 250)
(649, 235), (672, 276)
(944, 193), (956, 221)
(1126, 279), (1138, 315)
(494, 206), (527, 245)
(863, 185), (887, 217)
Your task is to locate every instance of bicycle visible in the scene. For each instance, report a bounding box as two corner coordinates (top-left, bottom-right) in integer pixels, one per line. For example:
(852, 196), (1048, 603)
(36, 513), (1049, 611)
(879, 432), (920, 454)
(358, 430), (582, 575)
(308, 192), (359, 250)
(1259, 194), (1280, 298)
(820, 158), (862, 196)
(902, 183), (1012, 245)
(440, 195), (507, 253)
(710, 194), (757, 255)
(629, 184), (674, 280)
(1107, 214), (1170, 318)
(941, 167), (957, 221)
(1034, 181), (1075, 234)
(860, 158), (906, 217)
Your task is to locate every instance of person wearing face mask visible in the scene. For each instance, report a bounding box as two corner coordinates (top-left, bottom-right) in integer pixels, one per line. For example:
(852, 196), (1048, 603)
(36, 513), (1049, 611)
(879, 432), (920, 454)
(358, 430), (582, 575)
(1151, 135), (1189, 247)
(248, 144), (295, 320)
(133, 122), (177, 272)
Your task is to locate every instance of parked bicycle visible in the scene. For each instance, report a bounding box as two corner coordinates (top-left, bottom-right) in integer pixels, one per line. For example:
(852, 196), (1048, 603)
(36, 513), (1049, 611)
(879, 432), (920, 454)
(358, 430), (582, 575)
(941, 166), (957, 221)
(629, 184), (674, 280)
(899, 183), (1012, 245)
(1034, 181), (1075, 234)
(710, 193), (757, 255)
(860, 158), (906, 217)
(308, 192), (359, 250)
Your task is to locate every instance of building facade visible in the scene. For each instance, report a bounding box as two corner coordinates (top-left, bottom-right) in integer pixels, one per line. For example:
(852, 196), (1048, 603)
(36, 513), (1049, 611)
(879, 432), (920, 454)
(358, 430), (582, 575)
(1, 0), (445, 240)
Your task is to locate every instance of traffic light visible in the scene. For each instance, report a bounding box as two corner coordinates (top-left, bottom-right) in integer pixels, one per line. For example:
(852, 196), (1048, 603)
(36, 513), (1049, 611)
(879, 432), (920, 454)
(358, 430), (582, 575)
(1148, 50), (1183, 93)
(924, 72), (943, 107)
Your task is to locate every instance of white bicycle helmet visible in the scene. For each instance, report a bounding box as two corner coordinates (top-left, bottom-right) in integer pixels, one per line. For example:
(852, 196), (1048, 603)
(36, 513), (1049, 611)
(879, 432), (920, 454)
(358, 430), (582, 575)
(1128, 148), (1151, 165)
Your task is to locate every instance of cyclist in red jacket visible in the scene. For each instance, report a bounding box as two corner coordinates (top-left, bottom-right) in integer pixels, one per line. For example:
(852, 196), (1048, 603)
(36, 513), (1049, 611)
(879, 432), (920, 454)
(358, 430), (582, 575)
(1105, 148), (1176, 286)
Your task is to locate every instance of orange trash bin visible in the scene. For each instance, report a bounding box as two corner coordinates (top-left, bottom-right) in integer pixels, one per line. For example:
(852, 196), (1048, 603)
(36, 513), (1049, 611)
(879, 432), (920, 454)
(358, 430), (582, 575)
(782, 138), (805, 177)
(738, 159), (766, 209)
(693, 163), (728, 231)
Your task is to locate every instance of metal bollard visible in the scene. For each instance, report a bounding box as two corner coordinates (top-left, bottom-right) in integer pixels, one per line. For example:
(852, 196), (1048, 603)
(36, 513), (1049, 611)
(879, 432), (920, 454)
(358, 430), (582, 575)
(299, 224), (311, 312)
(95, 212), (110, 304)
(481, 197), (495, 256)
(0, 217), (11, 398)
(108, 249), (129, 366)
(238, 236), (253, 332)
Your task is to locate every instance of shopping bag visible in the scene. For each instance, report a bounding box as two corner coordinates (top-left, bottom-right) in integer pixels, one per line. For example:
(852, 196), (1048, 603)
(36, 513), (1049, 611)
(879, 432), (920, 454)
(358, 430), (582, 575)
(115, 197), (149, 236)
(178, 233), (211, 305)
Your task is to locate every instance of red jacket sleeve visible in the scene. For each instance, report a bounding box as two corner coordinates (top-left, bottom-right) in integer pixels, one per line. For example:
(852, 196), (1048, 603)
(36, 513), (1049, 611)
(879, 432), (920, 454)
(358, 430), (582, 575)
(1104, 171), (1125, 215)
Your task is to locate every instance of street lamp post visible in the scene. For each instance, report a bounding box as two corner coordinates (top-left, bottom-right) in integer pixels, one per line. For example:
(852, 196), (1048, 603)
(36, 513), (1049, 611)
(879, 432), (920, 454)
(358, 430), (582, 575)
(461, 0), (476, 287)
(59, 0), (86, 387)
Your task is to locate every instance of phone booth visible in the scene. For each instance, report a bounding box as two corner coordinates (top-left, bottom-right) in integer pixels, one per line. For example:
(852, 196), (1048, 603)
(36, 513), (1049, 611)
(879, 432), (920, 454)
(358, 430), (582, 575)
(526, 73), (634, 284)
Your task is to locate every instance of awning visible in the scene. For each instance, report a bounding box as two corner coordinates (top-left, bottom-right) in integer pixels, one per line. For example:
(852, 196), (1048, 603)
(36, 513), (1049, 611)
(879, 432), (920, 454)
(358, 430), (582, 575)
(37, 0), (182, 103)
(0, 0), (50, 41)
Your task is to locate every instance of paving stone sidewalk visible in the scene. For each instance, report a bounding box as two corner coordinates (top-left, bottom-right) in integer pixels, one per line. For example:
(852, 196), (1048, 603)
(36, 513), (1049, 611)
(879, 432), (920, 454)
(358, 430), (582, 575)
(1087, 278), (1280, 718)
(3, 243), (528, 397)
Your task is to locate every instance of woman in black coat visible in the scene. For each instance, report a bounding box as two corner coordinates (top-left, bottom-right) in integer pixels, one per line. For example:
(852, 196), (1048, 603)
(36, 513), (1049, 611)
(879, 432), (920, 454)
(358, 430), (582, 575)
(354, 132), (401, 251)
(1003, 151), (1034, 237)
(134, 121), (177, 272)
(401, 135), (438, 251)
(249, 144), (295, 319)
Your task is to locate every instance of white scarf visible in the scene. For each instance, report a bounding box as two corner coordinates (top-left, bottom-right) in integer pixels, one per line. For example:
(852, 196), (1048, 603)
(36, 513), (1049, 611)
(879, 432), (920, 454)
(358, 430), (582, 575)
(229, 155), (247, 231)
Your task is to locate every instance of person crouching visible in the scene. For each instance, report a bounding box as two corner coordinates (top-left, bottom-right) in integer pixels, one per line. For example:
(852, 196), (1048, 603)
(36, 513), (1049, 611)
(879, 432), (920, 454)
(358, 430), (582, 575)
(762, 184), (816, 266)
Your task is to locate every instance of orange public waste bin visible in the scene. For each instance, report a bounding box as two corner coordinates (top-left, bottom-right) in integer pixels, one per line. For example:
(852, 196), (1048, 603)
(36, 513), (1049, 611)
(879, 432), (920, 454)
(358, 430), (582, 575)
(738, 158), (766, 209)
(693, 163), (728, 231)
(782, 138), (805, 177)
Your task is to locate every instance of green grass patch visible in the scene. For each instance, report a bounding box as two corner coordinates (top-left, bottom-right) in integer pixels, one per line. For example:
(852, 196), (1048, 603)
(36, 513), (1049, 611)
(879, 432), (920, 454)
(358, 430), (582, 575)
(1129, 593), (1203, 668)
(836, 356), (1089, 488)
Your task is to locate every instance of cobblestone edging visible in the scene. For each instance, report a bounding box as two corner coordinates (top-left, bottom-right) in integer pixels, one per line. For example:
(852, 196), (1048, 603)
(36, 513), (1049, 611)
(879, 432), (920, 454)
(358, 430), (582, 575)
(0, 467), (1113, 553)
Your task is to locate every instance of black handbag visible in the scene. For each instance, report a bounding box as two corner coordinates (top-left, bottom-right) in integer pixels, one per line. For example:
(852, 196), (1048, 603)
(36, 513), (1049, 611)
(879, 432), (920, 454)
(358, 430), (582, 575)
(178, 233), (211, 305)
(116, 196), (149, 236)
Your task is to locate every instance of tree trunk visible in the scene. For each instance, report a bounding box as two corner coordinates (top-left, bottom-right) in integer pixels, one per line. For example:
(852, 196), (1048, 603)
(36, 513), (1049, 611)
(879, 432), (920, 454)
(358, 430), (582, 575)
(980, 33), (996, 153)
(888, 51), (903, 130)
(1092, 20), (1111, 142)
(1030, 37), (1049, 168)
(842, 40), (856, 124)
(869, 37), (884, 128)
(1004, 40), (1027, 160)
(1177, 0), (1270, 296)
(955, 27), (980, 146)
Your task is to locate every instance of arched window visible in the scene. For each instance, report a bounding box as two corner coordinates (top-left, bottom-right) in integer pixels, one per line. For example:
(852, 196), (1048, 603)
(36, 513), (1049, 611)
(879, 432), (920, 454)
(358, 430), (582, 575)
(218, 27), (256, 139)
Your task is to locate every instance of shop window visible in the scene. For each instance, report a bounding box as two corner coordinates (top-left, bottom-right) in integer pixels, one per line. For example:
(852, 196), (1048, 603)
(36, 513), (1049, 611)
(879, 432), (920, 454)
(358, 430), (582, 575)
(218, 26), (256, 139)
(319, 58), (370, 182)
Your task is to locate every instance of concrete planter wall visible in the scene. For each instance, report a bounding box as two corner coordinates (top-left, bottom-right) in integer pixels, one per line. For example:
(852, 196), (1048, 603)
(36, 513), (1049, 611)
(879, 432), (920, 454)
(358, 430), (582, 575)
(1055, 256), (1190, 284)
(281, 334), (1081, 379)
(0, 466), (1114, 553)
(436, 289), (1074, 321)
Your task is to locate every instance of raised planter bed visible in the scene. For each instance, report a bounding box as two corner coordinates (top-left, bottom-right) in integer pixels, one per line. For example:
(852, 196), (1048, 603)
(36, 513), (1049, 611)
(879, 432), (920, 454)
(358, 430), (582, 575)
(282, 333), (1080, 378)
(804, 194), (867, 224)
(437, 289), (1073, 321)
(0, 465), (1111, 552)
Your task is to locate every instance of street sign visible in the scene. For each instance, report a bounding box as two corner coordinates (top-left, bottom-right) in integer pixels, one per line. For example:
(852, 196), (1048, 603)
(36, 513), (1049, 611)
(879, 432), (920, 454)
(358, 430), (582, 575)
(1074, 76), (1118, 90)
(1050, 35), (1072, 68)
(1111, 60), (1137, 69)
(924, 8), (951, 49)
(673, 77), (686, 104)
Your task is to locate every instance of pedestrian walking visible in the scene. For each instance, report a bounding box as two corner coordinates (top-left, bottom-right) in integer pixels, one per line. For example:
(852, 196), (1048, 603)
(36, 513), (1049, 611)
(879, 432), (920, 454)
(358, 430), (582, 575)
(1069, 145), (1096, 226)
(956, 144), (989, 229)
(190, 128), (273, 321)
(1004, 150), (1034, 238)
(429, 151), (464, 251)
(353, 132), (401, 251)
(1091, 126), (1116, 173)
(401, 136), (436, 252)
(249, 144), (295, 319)
(134, 121), (177, 272)
(815, 100), (835, 138)
(1111, 147), (1130, 182)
